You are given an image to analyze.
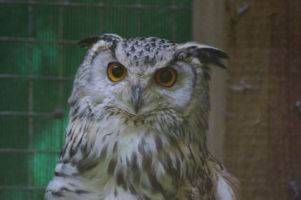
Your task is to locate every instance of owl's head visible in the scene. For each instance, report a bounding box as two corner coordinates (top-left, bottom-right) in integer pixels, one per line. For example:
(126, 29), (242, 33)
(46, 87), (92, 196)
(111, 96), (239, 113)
(69, 34), (227, 128)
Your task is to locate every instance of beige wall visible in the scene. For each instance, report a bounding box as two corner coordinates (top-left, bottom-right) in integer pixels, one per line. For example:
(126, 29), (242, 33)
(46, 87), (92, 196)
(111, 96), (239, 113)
(193, 0), (301, 199)
(193, 0), (229, 160)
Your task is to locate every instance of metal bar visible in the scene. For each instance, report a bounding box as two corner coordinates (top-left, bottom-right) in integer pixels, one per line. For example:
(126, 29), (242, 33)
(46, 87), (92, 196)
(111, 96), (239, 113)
(0, 186), (47, 190)
(58, 3), (66, 148)
(171, 0), (177, 41)
(0, 111), (65, 118)
(136, 0), (142, 34)
(98, 1), (104, 34)
(0, 0), (191, 10)
(0, 73), (73, 80)
(27, 4), (34, 198)
(0, 36), (77, 45)
(0, 148), (60, 154)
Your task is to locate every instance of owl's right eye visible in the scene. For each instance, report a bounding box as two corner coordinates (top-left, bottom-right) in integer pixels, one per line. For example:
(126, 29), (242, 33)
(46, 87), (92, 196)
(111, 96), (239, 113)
(107, 62), (127, 82)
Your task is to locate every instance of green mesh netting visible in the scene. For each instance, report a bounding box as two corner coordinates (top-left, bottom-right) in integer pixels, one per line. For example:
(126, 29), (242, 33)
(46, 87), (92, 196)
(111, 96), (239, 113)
(0, 0), (192, 199)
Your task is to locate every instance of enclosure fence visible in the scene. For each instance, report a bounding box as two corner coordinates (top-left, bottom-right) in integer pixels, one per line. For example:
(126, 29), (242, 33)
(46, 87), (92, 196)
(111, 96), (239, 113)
(0, 1), (192, 199)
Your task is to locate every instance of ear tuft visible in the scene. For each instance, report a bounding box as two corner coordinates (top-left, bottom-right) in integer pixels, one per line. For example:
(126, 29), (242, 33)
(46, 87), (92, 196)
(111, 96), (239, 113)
(78, 33), (122, 49)
(198, 47), (229, 59)
(175, 42), (229, 69)
(78, 36), (100, 48)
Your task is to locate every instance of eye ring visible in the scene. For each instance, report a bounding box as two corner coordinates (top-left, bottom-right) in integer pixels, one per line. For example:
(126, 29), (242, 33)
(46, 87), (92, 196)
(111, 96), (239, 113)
(155, 67), (177, 87)
(107, 62), (127, 82)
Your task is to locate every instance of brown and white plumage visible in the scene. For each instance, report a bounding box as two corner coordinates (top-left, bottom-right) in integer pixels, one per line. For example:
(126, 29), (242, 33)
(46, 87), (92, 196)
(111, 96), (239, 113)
(45, 34), (238, 200)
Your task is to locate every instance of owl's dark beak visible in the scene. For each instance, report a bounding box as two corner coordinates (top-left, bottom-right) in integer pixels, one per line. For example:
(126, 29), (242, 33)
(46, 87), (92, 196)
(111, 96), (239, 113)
(131, 85), (142, 114)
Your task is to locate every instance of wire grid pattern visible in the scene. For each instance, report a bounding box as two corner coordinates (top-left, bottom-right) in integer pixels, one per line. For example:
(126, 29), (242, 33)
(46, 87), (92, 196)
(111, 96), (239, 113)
(0, 0), (192, 199)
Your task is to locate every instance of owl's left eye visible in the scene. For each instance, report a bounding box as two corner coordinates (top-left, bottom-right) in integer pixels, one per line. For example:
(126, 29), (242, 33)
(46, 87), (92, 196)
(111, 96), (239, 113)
(155, 67), (177, 87)
(107, 62), (127, 82)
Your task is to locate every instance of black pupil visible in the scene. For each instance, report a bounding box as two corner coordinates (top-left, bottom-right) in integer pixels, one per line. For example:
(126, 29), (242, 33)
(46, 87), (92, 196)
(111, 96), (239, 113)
(159, 69), (173, 83)
(112, 65), (124, 78)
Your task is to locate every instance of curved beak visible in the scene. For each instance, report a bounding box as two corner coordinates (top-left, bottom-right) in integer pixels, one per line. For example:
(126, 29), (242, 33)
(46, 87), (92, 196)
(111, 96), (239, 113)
(131, 85), (143, 114)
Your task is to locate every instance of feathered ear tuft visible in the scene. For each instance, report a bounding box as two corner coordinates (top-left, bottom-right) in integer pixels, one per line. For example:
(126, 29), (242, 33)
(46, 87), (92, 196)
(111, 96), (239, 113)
(78, 36), (101, 48)
(175, 42), (229, 69)
(78, 33), (123, 49)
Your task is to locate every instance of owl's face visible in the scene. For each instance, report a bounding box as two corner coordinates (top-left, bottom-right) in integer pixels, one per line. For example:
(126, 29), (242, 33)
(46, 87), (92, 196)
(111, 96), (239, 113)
(70, 34), (227, 124)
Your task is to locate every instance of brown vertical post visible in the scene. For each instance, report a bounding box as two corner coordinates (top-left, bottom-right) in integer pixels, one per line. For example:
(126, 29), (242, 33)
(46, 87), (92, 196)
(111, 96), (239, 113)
(193, 0), (301, 199)
(193, 0), (229, 160)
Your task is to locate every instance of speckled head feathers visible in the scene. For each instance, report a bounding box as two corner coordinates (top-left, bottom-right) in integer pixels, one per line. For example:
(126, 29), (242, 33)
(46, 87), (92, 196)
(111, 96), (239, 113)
(78, 33), (228, 69)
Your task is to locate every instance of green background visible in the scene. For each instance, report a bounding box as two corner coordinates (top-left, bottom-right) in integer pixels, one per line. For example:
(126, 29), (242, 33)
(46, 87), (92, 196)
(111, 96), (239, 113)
(0, 0), (192, 199)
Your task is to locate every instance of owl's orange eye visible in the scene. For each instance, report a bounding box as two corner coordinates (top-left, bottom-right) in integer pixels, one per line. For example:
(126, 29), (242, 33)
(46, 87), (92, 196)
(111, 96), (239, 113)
(155, 67), (177, 87)
(107, 62), (127, 82)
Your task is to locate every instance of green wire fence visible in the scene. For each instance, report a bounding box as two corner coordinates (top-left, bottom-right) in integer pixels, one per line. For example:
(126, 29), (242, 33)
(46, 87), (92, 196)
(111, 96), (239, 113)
(0, 0), (192, 199)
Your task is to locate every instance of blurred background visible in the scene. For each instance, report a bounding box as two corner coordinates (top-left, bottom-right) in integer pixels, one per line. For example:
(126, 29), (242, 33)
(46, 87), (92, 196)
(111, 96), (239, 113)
(0, 0), (300, 200)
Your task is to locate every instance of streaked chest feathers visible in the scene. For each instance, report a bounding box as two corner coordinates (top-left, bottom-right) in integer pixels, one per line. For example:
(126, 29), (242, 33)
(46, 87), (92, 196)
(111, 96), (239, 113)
(56, 106), (202, 200)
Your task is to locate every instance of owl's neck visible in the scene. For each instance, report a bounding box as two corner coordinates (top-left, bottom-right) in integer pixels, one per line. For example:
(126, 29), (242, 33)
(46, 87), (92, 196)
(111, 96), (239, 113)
(63, 101), (208, 163)
(56, 104), (213, 198)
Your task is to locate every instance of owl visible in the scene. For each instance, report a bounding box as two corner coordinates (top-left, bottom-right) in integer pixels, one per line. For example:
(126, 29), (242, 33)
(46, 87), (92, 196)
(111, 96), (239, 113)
(45, 34), (237, 200)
